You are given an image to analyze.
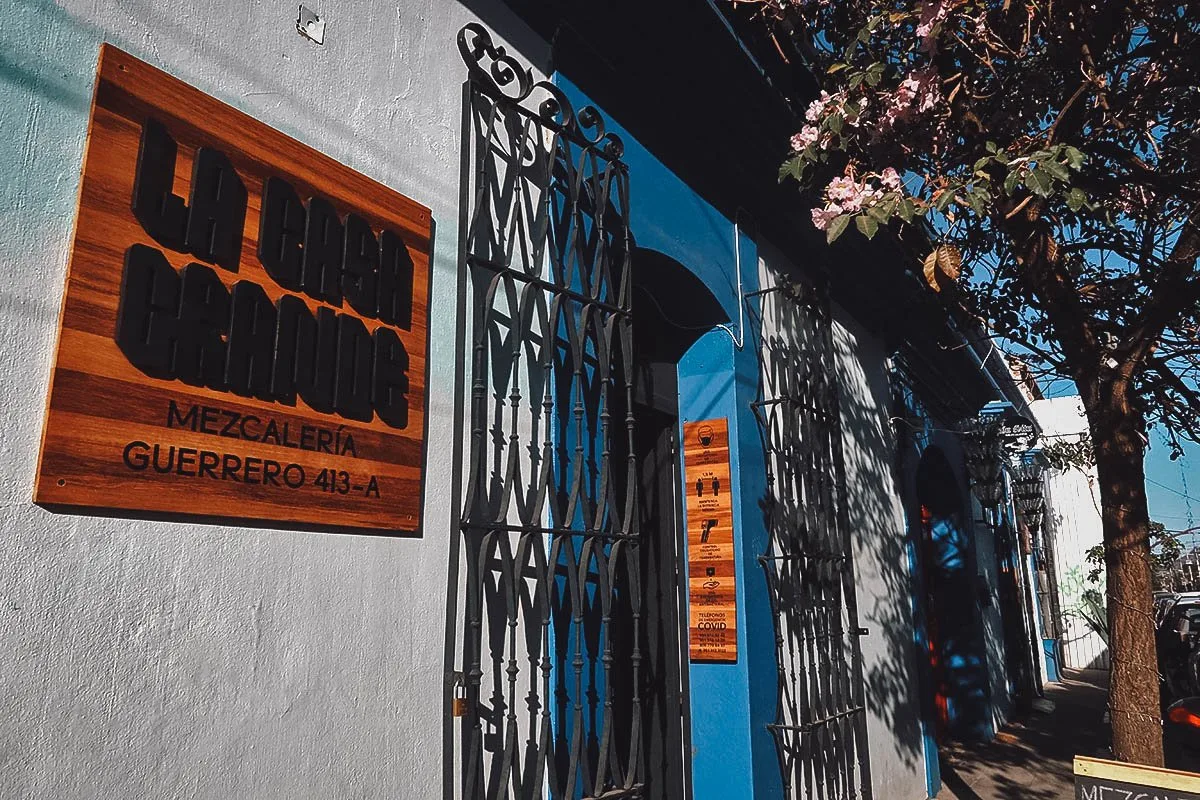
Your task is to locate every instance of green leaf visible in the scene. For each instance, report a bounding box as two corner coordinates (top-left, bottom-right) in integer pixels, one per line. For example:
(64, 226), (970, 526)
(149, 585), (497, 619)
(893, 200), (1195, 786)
(1024, 169), (1053, 197)
(934, 188), (956, 212)
(985, 141), (999, 154)
(865, 61), (885, 87)
(1041, 159), (1071, 181)
(1067, 187), (1088, 212)
(827, 62), (850, 74)
(898, 197), (916, 223)
(968, 189), (987, 216)
(855, 214), (879, 239)
(828, 113), (844, 134)
(1064, 146), (1086, 169)
(873, 194), (899, 222)
(1003, 170), (1021, 195)
(827, 214), (851, 244)
(778, 157), (804, 183)
(974, 156), (992, 173)
(994, 151), (1010, 165)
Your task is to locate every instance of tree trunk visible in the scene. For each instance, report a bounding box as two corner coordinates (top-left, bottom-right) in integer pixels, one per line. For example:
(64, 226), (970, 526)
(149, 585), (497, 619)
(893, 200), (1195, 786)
(1088, 394), (1164, 766)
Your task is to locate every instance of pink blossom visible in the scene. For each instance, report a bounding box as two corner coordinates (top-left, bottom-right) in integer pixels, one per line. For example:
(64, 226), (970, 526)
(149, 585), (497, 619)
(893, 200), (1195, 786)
(826, 176), (871, 212)
(916, 0), (951, 54)
(811, 204), (842, 231)
(880, 167), (903, 190)
(880, 66), (942, 130)
(791, 125), (821, 152)
(825, 176), (858, 202)
(805, 91), (833, 123)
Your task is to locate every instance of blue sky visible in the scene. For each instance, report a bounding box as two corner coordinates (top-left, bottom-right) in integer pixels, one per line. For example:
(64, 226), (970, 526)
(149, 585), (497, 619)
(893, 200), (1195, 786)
(1044, 377), (1200, 539)
(1145, 434), (1200, 537)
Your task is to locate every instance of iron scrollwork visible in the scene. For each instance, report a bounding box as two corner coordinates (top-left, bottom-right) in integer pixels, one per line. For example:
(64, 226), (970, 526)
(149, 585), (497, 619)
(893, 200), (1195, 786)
(453, 22), (641, 800)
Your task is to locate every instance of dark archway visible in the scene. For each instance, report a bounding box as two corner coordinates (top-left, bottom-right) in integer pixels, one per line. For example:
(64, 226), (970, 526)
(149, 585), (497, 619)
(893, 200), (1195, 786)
(915, 445), (993, 743)
(612, 247), (728, 800)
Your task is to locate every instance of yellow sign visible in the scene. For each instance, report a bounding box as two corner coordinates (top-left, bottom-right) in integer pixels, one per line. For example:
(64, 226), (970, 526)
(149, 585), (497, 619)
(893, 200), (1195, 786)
(1074, 755), (1200, 799)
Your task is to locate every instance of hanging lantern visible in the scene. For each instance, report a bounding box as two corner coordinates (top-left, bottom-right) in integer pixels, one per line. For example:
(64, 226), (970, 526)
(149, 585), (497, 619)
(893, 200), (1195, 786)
(961, 417), (1006, 510)
(1011, 458), (1047, 537)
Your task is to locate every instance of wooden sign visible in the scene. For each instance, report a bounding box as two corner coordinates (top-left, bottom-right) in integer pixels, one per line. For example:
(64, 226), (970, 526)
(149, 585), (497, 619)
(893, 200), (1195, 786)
(682, 418), (738, 662)
(1075, 756), (1200, 800)
(34, 45), (432, 534)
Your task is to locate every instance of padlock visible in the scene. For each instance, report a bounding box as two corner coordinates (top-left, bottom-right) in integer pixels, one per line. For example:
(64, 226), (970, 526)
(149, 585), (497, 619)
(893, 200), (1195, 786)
(452, 677), (469, 718)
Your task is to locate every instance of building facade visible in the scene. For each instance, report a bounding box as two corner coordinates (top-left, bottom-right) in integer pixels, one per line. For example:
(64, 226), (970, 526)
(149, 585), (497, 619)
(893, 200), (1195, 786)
(0, 2), (1050, 798)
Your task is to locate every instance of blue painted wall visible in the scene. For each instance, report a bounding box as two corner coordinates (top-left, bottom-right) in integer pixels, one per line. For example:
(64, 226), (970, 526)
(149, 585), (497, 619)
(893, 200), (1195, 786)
(555, 76), (782, 800)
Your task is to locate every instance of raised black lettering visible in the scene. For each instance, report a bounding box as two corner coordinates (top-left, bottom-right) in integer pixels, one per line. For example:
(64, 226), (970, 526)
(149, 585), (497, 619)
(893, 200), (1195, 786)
(302, 196), (343, 306)
(130, 118), (187, 250)
(174, 264), (230, 389)
(372, 327), (409, 429)
(297, 305), (338, 413)
(262, 460), (281, 486)
(184, 147), (246, 271)
(334, 314), (373, 422)
(225, 280), (277, 398)
(115, 244), (180, 378)
(342, 213), (378, 316)
(377, 229), (413, 329)
(258, 176), (305, 290)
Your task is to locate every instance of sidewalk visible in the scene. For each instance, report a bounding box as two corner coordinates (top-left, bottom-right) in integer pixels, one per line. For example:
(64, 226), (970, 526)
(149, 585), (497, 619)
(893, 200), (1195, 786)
(936, 669), (1112, 800)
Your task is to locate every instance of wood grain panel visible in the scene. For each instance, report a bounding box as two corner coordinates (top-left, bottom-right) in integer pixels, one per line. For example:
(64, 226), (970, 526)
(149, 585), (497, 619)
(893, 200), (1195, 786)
(682, 418), (738, 663)
(34, 45), (432, 534)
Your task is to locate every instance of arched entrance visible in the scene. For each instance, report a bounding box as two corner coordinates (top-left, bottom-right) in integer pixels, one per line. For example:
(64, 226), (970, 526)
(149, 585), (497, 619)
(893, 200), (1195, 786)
(915, 445), (993, 743)
(626, 246), (729, 800)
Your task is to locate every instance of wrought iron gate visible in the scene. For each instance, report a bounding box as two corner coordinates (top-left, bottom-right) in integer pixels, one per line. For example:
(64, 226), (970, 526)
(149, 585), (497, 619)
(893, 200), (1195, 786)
(753, 276), (873, 800)
(451, 24), (643, 800)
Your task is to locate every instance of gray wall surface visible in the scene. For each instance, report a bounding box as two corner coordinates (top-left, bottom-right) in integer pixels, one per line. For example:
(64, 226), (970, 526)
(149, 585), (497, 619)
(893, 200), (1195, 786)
(0, 2), (543, 797)
(833, 311), (930, 800)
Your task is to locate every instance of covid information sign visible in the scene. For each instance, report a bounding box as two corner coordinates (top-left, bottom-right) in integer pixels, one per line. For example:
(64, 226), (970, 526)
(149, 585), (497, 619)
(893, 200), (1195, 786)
(682, 418), (738, 663)
(34, 45), (432, 534)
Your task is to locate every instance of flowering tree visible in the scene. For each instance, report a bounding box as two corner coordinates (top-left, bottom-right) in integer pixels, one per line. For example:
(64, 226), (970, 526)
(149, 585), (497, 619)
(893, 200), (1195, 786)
(737, 0), (1200, 765)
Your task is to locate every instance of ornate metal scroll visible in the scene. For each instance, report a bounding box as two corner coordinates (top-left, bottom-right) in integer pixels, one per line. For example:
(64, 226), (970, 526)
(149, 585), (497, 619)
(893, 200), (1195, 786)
(452, 23), (641, 800)
(752, 276), (873, 800)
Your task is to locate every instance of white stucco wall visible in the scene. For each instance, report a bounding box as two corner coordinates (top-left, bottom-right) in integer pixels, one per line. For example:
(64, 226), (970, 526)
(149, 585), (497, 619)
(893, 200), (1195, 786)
(751, 243), (927, 799)
(0, 2), (545, 797)
(1031, 396), (1109, 671)
(834, 311), (930, 799)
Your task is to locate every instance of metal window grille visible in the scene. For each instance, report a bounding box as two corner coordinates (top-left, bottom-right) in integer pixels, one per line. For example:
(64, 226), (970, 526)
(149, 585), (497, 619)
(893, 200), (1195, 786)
(752, 276), (873, 800)
(451, 24), (643, 800)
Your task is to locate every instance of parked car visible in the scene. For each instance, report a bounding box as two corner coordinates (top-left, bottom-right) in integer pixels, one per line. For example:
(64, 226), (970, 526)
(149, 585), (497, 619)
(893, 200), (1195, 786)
(1156, 594), (1200, 702)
